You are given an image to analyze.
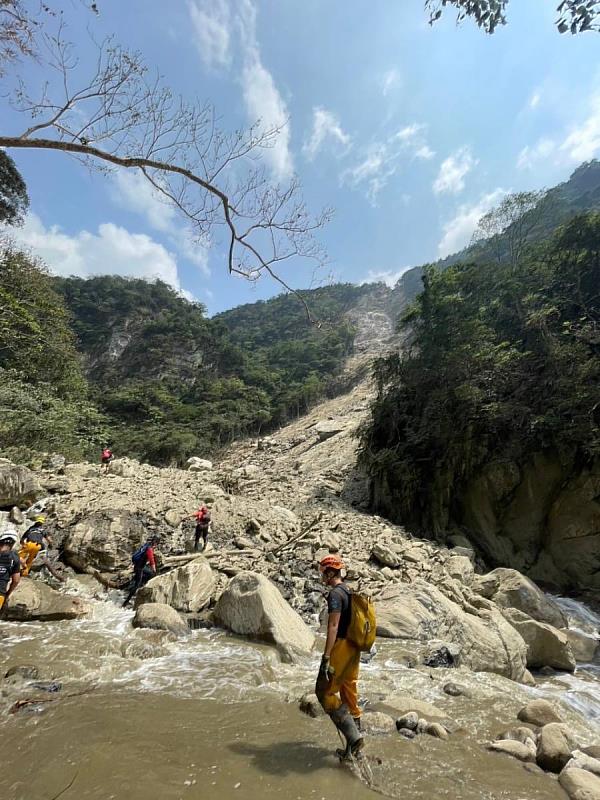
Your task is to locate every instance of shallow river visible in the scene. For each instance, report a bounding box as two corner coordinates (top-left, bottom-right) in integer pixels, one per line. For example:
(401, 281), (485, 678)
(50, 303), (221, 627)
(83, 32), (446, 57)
(2, 580), (599, 800)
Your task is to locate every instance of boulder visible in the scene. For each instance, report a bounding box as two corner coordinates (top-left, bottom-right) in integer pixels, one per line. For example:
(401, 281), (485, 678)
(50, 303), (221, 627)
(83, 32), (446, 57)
(383, 694), (447, 721)
(62, 510), (147, 572)
(163, 509), (182, 528)
(559, 767), (600, 800)
(583, 747), (600, 761)
(361, 712), (396, 735)
(132, 603), (188, 636)
(42, 453), (66, 472)
(566, 751), (600, 778)
(0, 462), (44, 508)
(518, 699), (563, 727)
(9, 506), (24, 524)
(314, 420), (345, 441)
(212, 571), (315, 662)
(108, 458), (136, 478)
(502, 608), (576, 671)
(445, 555), (474, 585)
(187, 457), (213, 472)
(396, 712), (419, 731)
(135, 558), (215, 612)
(376, 579), (528, 680)
(371, 543), (400, 569)
(489, 739), (537, 763)
(537, 723), (577, 773)
(564, 629), (599, 663)
(299, 693), (324, 718)
(475, 568), (567, 628)
(497, 727), (537, 745)
(443, 682), (471, 697)
(5, 578), (89, 621)
(425, 722), (449, 740)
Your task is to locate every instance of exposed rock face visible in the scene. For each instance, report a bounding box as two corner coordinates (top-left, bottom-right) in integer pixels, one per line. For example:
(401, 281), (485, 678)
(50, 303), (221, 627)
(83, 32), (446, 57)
(213, 571), (315, 662)
(502, 608), (576, 671)
(0, 462), (44, 508)
(62, 510), (147, 572)
(376, 580), (528, 680)
(459, 454), (600, 593)
(5, 578), (89, 621)
(132, 602), (188, 635)
(135, 557), (215, 612)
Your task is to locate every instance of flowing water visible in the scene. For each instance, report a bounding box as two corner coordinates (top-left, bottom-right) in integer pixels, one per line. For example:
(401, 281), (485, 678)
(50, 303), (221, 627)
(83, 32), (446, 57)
(2, 579), (599, 800)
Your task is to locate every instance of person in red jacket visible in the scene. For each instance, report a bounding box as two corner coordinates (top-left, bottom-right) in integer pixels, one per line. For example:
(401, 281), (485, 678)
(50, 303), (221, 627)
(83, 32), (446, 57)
(123, 535), (160, 606)
(184, 505), (211, 552)
(100, 445), (114, 475)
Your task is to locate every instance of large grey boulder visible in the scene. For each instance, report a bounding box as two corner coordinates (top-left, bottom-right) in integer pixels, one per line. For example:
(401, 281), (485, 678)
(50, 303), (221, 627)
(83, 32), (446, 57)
(537, 723), (577, 773)
(213, 571), (315, 662)
(489, 739), (537, 763)
(559, 767), (600, 800)
(133, 602), (188, 636)
(566, 751), (600, 778)
(0, 462), (44, 508)
(376, 579), (528, 680)
(187, 457), (213, 472)
(502, 608), (576, 671)
(475, 568), (567, 628)
(314, 420), (345, 441)
(62, 510), (147, 572)
(135, 557), (215, 612)
(371, 543), (401, 569)
(518, 699), (563, 727)
(5, 578), (89, 621)
(564, 629), (599, 663)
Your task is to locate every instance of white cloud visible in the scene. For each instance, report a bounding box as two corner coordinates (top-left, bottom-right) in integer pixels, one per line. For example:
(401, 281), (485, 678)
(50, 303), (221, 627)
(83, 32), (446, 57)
(363, 267), (412, 287)
(12, 214), (183, 289)
(529, 91), (541, 110)
(433, 147), (478, 195)
(238, 0), (293, 180)
(561, 92), (600, 162)
(343, 123), (433, 204)
(437, 188), (507, 258)
(111, 170), (210, 276)
(381, 68), (401, 96)
(187, 0), (231, 68)
(303, 107), (351, 161)
(517, 138), (556, 170)
(112, 170), (177, 233)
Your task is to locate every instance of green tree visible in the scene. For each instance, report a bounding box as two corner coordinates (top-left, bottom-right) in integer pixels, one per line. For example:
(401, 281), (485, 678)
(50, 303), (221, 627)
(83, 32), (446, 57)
(426, 0), (600, 33)
(0, 150), (28, 225)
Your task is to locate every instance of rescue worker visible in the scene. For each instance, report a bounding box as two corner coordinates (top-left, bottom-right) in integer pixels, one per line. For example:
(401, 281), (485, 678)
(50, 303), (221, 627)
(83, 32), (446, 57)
(123, 534), (160, 606)
(0, 531), (21, 612)
(18, 516), (52, 577)
(185, 505), (211, 552)
(100, 445), (114, 475)
(315, 554), (364, 759)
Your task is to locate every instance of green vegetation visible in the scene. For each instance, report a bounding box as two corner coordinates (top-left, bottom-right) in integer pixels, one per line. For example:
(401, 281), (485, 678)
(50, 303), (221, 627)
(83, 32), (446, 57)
(360, 212), (600, 534)
(0, 248), (105, 461)
(53, 277), (363, 465)
(0, 151), (29, 226)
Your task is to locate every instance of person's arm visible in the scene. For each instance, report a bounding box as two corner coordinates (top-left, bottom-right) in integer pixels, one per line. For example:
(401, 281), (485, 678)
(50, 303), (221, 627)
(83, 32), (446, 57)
(7, 570), (20, 598)
(324, 611), (341, 658)
(146, 547), (156, 573)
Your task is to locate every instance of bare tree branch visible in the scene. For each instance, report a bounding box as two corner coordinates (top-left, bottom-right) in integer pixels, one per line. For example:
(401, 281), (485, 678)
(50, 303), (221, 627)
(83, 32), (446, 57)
(0, 12), (331, 317)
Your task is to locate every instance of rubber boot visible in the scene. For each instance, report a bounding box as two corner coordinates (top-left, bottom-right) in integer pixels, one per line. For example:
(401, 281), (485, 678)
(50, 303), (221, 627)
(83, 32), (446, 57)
(330, 704), (364, 760)
(353, 716), (362, 732)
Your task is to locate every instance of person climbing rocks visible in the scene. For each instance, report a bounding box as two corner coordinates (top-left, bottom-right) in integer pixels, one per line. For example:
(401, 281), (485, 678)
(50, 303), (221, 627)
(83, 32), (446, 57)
(186, 505), (211, 552)
(315, 553), (364, 760)
(100, 445), (114, 475)
(123, 534), (160, 606)
(18, 516), (52, 577)
(0, 531), (21, 613)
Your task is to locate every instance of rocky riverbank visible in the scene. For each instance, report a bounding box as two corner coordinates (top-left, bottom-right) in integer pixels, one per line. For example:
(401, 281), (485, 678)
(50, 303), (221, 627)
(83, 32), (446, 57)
(1, 368), (600, 798)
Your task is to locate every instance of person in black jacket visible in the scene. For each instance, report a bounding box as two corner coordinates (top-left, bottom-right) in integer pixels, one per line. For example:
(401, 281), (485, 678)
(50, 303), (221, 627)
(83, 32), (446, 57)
(0, 532), (21, 612)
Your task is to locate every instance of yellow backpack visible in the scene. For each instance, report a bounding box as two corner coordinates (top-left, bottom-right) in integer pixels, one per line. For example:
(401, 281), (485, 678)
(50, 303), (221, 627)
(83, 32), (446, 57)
(346, 590), (377, 652)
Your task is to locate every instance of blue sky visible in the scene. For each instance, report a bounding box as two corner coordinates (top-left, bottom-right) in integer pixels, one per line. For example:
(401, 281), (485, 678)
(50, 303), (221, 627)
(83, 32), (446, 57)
(4, 0), (600, 313)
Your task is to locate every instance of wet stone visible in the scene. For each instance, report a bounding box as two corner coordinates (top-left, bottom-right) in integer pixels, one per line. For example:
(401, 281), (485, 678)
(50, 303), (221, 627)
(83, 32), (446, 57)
(397, 728), (417, 739)
(443, 682), (471, 697)
(4, 665), (39, 681)
(396, 712), (419, 731)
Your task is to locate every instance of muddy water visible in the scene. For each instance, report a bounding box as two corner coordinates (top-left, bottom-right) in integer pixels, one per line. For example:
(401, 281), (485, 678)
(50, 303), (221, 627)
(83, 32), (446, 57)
(2, 581), (598, 800)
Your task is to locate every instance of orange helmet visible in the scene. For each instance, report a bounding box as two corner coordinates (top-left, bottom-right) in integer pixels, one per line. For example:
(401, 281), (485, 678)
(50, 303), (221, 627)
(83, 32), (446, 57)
(319, 554), (345, 573)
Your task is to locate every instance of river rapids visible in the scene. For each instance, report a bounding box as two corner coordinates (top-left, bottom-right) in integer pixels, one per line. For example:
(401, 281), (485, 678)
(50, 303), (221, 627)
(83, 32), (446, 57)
(1, 578), (599, 800)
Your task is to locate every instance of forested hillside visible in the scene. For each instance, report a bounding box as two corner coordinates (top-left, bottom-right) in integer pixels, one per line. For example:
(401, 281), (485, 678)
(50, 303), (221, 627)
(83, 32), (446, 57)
(360, 211), (600, 588)
(50, 278), (372, 464)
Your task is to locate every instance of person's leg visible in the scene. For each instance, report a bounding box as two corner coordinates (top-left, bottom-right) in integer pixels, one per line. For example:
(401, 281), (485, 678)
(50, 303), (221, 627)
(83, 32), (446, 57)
(194, 526), (201, 551)
(19, 543), (41, 576)
(202, 526), (209, 552)
(316, 639), (363, 757)
(339, 643), (361, 720)
(124, 568), (142, 605)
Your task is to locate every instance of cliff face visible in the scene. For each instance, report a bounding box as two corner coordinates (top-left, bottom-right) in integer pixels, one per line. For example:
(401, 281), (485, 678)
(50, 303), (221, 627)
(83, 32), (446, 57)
(458, 452), (600, 593)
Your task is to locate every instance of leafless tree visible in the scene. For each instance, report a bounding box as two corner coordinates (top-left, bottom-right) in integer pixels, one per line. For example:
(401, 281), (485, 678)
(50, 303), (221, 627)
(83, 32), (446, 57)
(0, 2), (331, 319)
(471, 190), (556, 270)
